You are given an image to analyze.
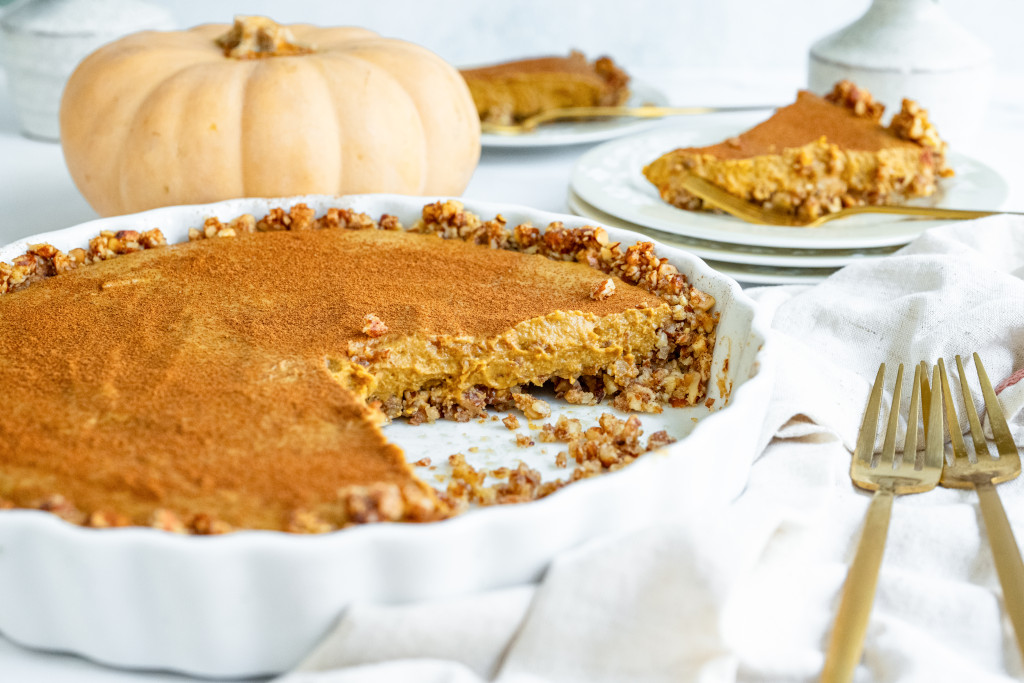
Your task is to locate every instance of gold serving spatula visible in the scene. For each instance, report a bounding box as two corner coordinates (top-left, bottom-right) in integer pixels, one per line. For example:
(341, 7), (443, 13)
(480, 104), (776, 135)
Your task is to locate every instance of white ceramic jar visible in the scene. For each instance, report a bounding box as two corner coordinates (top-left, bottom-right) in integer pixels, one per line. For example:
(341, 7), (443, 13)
(808, 0), (993, 148)
(0, 0), (174, 141)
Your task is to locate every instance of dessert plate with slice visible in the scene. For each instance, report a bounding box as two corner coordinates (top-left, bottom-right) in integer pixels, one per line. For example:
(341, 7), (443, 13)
(0, 195), (772, 677)
(461, 50), (674, 148)
(571, 87), (1008, 250)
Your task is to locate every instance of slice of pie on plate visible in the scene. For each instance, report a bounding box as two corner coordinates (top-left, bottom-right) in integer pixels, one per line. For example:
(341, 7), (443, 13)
(643, 81), (953, 222)
(0, 200), (717, 534)
(460, 50), (630, 125)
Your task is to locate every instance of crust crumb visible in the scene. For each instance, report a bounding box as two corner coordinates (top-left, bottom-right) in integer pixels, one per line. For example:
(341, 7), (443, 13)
(591, 278), (616, 301)
(513, 393), (551, 420)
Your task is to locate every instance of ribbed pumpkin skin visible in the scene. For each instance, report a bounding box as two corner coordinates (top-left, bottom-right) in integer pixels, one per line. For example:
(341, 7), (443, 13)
(60, 23), (481, 217)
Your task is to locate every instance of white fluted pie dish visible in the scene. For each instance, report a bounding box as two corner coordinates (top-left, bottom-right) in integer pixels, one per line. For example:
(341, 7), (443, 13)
(0, 194), (774, 678)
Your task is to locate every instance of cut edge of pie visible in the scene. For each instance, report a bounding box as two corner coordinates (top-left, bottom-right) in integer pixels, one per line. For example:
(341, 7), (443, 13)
(643, 80), (954, 222)
(460, 50), (631, 125)
(0, 200), (718, 534)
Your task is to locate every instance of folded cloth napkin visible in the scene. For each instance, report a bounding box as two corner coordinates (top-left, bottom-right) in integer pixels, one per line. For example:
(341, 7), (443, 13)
(277, 216), (1024, 683)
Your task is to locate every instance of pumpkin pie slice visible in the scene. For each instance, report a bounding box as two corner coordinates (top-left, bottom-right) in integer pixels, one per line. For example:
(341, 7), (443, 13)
(0, 201), (716, 533)
(460, 51), (630, 125)
(643, 81), (953, 222)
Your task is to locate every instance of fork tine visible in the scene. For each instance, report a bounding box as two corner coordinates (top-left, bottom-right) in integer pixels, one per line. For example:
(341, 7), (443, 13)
(938, 358), (969, 461)
(903, 364), (921, 468)
(924, 364), (945, 471)
(880, 364), (904, 467)
(919, 360), (932, 437)
(956, 355), (992, 460)
(974, 353), (1020, 459)
(855, 364), (886, 465)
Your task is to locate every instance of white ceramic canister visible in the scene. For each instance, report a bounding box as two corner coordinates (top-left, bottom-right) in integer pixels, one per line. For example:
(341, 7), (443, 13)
(0, 0), (174, 141)
(808, 0), (993, 149)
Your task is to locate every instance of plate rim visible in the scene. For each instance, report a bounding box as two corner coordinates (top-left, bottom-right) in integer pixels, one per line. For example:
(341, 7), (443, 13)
(569, 122), (1010, 249)
(567, 188), (898, 268)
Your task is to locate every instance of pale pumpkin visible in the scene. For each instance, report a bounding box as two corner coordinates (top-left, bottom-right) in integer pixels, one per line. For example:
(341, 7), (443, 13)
(60, 16), (481, 217)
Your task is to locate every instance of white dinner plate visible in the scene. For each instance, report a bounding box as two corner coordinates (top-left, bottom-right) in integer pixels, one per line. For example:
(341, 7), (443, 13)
(570, 124), (1010, 250)
(480, 80), (669, 148)
(567, 189), (901, 269)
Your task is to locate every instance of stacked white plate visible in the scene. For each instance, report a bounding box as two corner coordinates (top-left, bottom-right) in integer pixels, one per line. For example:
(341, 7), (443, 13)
(569, 124), (1009, 285)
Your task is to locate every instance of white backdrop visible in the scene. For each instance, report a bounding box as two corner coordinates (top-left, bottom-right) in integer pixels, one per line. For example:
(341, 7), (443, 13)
(153, 0), (1022, 76)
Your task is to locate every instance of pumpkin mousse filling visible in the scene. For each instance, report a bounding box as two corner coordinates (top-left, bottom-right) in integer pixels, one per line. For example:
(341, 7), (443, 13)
(0, 201), (717, 534)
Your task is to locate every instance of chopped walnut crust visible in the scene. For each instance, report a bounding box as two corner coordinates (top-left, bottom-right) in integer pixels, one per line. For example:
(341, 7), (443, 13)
(824, 80), (885, 122)
(446, 413), (677, 507)
(591, 278), (616, 301)
(513, 393), (552, 420)
(0, 200), (717, 533)
(889, 99), (953, 176)
(362, 314), (389, 338)
(0, 229), (166, 295)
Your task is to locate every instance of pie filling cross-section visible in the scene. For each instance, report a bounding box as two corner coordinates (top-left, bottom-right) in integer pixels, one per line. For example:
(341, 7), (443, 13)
(643, 80), (953, 222)
(0, 201), (717, 534)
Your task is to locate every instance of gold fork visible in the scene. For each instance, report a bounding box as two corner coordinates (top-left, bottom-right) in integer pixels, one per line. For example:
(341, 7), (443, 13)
(931, 353), (1024, 656)
(821, 363), (944, 683)
(674, 171), (1018, 227)
(479, 104), (776, 135)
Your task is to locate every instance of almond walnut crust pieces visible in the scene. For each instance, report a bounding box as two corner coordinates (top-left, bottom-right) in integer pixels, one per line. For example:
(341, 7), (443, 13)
(362, 314), (389, 338)
(591, 278), (616, 301)
(446, 412), (677, 507)
(512, 393), (552, 420)
(0, 229), (166, 294)
(824, 79), (885, 121)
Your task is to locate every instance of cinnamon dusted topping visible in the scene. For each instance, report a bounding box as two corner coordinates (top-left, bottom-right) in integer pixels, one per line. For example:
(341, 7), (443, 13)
(591, 278), (616, 301)
(0, 199), (716, 533)
(513, 393), (552, 420)
(502, 414), (521, 430)
(824, 80), (885, 121)
(362, 314), (389, 338)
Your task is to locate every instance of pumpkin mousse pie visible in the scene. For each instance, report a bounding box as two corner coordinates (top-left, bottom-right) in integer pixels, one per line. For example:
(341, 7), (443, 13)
(0, 201), (717, 534)
(643, 81), (953, 222)
(461, 51), (630, 125)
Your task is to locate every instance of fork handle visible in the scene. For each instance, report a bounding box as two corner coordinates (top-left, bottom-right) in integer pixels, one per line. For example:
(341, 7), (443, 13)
(821, 488), (893, 683)
(975, 480), (1024, 657)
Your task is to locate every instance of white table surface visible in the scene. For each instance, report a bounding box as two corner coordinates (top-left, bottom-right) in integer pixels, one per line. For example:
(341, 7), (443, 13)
(1, 66), (1022, 681)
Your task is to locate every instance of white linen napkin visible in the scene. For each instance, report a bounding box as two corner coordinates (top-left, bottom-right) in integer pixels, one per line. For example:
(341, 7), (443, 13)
(277, 216), (1024, 683)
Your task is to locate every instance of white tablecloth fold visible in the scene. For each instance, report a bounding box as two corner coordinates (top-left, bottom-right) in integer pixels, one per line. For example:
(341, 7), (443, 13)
(278, 216), (1024, 683)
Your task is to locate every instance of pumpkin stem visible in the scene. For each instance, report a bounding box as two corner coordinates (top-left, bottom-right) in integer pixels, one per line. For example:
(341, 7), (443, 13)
(216, 16), (313, 59)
